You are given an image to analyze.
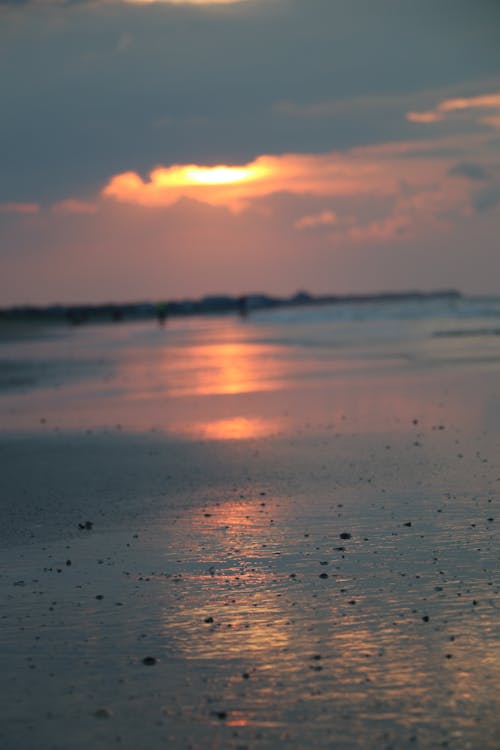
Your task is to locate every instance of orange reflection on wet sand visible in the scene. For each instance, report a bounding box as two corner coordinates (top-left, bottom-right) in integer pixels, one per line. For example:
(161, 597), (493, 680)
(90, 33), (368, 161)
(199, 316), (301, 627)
(167, 342), (290, 397)
(1, 315), (496, 439)
(187, 498), (286, 560)
(159, 498), (294, 660)
(179, 416), (285, 440)
(163, 592), (293, 661)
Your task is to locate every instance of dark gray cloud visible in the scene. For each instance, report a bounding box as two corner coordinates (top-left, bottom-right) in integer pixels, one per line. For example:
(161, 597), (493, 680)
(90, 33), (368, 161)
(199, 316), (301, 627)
(1, 0), (500, 203)
(472, 185), (500, 212)
(449, 162), (490, 181)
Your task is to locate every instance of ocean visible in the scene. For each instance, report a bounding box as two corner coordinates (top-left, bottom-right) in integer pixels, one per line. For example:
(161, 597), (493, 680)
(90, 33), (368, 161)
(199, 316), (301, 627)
(1, 294), (500, 436)
(1, 295), (499, 750)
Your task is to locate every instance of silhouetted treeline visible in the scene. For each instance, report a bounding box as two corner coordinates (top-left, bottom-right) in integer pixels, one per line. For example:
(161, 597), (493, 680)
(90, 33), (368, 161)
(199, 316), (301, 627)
(0, 289), (462, 326)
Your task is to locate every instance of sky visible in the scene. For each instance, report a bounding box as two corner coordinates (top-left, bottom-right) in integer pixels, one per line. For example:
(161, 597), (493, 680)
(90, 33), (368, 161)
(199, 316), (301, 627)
(1, 0), (500, 305)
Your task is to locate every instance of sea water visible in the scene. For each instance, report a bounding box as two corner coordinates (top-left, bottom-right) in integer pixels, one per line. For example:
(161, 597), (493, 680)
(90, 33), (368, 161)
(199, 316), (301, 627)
(0, 296), (499, 750)
(1, 295), (499, 435)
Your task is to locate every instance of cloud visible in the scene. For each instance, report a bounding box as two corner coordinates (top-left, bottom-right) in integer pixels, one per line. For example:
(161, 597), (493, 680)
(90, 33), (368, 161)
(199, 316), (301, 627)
(294, 210), (337, 231)
(406, 111), (444, 124)
(97, 136), (500, 254)
(472, 186), (500, 213)
(293, 207), (418, 244)
(407, 91), (500, 128)
(273, 91), (423, 121)
(101, 148), (434, 213)
(343, 214), (414, 244)
(0, 201), (39, 214)
(448, 162), (489, 181)
(3, 0), (500, 207)
(438, 93), (500, 113)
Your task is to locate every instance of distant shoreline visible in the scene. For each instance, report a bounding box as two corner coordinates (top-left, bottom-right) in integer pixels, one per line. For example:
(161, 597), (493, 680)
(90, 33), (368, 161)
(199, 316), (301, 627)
(0, 288), (462, 327)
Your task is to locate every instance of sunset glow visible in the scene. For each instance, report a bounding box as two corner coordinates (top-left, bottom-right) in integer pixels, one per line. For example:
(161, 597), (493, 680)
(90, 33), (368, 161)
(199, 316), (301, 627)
(168, 164), (261, 186)
(407, 91), (500, 125)
(2, 0), (500, 305)
(185, 167), (255, 185)
(102, 158), (274, 211)
(439, 93), (500, 112)
(406, 111), (444, 124)
(102, 151), (408, 212)
(98, 138), (499, 241)
(2, 4), (500, 749)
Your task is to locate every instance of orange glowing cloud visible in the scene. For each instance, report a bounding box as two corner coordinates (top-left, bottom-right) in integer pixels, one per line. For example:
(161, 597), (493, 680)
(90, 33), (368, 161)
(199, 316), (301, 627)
(406, 111), (444, 124)
(407, 91), (500, 126)
(438, 93), (500, 112)
(102, 152), (406, 213)
(80, 124), (497, 254)
(103, 159), (272, 212)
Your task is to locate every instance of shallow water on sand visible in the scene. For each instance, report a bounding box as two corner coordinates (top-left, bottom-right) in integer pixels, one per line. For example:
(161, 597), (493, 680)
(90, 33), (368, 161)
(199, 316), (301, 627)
(1, 425), (499, 750)
(1, 300), (500, 438)
(0, 303), (499, 749)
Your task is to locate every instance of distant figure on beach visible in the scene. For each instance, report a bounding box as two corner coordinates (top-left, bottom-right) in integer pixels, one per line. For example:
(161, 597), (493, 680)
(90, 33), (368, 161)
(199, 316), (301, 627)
(156, 302), (168, 327)
(238, 295), (249, 319)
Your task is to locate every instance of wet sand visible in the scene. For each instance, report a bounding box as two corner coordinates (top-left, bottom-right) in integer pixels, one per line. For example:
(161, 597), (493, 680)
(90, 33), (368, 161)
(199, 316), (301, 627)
(1, 425), (499, 749)
(0, 316), (499, 749)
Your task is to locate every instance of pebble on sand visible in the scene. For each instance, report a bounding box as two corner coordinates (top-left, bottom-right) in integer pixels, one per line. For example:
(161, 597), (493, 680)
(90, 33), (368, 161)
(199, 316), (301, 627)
(78, 521), (93, 530)
(212, 711), (227, 720)
(94, 708), (112, 718)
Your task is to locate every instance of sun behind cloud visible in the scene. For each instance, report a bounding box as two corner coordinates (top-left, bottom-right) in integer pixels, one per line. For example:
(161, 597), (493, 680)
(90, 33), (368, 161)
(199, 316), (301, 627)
(156, 164), (263, 187)
(101, 152), (399, 213)
(102, 157), (277, 211)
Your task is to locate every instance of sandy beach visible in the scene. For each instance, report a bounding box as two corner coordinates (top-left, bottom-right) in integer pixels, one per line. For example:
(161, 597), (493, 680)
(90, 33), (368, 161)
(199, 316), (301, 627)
(1, 305), (499, 749)
(4, 1), (500, 746)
